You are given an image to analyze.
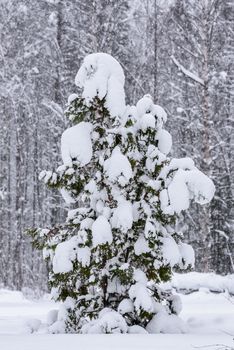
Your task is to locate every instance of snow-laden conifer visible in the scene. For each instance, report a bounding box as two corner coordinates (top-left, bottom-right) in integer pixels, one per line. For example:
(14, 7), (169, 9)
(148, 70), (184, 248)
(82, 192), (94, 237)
(28, 53), (215, 334)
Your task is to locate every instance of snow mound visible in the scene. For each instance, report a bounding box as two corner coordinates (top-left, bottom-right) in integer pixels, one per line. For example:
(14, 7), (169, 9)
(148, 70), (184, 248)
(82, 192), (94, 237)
(75, 53), (126, 118)
(81, 309), (128, 334)
(169, 272), (234, 295)
(146, 311), (188, 334)
(47, 309), (58, 326)
(128, 325), (148, 334)
(0, 289), (28, 303)
(61, 122), (93, 167)
(25, 318), (41, 333)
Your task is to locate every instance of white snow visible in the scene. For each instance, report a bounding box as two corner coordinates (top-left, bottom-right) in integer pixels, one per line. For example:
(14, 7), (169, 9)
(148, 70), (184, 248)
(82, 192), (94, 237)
(167, 272), (234, 295)
(186, 169), (215, 205)
(134, 236), (150, 256)
(156, 129), (172, 155)
(129, 282), (155, 314)
(161, 236), (181, 267)
(118, 299), (134, 315)
(91, 215), (113, 247)
(167, 169), (191, 214)
(136, 95), (153, 116)
(178, 243), (195, 269)
(136, 95), (168, 132)
(153, 104), (167, 124)
(111, 200), (133, 233)
(146, 311), (188, 334)
(75, 53), (126, 118)
(171, 55), (205, 86)
(169, 157), (195, 171)
(160, 161), (215, 214)
(77, 247), (91, 267)
(0, 274), (234, 349)
(60, 188), (76, 204)
(81, 309), (128, 334)
(139, 113), (156, 131)
(67, 93), (78, 104)
(128, 325), (148, 334)
(46, 310), (58, 326)
(61, 122), (93, 167)
(104, 146), (132, 185)
(52, 237), (77, 274)
(1, 334), (233, 350)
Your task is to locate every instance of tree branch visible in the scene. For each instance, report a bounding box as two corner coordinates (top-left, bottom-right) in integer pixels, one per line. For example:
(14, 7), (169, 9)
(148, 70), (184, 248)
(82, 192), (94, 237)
(171, 55), (205, 86)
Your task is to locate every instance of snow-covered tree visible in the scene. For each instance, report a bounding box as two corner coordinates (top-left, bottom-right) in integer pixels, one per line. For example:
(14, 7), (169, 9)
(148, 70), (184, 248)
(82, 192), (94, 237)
(28, 53), (214, 333)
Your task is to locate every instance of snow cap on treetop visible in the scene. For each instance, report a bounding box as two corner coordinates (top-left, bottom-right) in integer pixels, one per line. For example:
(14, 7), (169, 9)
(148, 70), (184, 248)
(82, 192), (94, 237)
(136, 94), (168, 132)
(75, 53), (126, 119)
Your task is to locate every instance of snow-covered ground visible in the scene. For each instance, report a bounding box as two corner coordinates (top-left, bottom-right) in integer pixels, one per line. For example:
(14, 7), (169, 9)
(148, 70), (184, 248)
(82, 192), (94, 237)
(0, 273), (234, 350)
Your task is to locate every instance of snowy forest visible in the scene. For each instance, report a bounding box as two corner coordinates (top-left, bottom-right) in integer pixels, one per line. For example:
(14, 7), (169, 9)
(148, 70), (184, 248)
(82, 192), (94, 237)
(0, 0), (233, 296)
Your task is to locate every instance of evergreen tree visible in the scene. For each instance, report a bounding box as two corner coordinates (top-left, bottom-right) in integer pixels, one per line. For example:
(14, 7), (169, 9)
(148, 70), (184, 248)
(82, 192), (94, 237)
(28, 53), (215, 333)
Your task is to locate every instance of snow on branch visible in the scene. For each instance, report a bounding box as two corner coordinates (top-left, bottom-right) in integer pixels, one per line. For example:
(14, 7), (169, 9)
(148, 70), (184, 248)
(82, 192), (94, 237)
(42, 99), (64, 119)
(171, 55), (204, 86)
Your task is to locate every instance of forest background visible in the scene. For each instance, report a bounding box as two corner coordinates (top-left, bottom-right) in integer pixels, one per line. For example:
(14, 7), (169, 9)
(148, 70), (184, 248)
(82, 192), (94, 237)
(0, 0), (233, 291)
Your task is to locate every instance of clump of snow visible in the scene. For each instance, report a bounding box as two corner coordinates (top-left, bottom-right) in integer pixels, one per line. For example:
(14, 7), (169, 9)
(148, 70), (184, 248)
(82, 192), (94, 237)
(134, 236), (150, 256)
(48, 320), (65, 334)
(48, 12), (57, 25)
(186, 169), (215, 205)
(77, 247), (91, 267)
(104, 146), (132, 186)
(81, 309), (128, 334)
(91, 215), (113, 247)
(136, 95), (168, 137)
(166, 169), (190, 214)
(169, 295), (182, 315)
(118, 299), (134, 315)
(112, 200), (133, 233)
(129, 283), (154, 314)
(168, 158), (195, 171)
(146, 311), (188, 334)
(52, 237), (77, 274)
(168, 272), (234, 295)
(75, 53), (126, 118)
(160, 159), (215, 214)
(60, 188), (76, 205)
(47, 309), (58, 326)
(178, 243), (195, 269)
(61, 122), (93, 167)
(161, 236), (181, 267)
(156, 129), (172, 155)
(67, 93), (78, 104)
(154, 104), (167, 124)
(146, 145), (166, 171)
(25, 318), (41, 333)
(136, 95), (154, 118)
(139, 113), (156, 131)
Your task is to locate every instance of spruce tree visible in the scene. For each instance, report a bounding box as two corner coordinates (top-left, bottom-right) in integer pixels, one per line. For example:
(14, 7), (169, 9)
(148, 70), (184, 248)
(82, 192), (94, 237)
(28, 53), (215, 334)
